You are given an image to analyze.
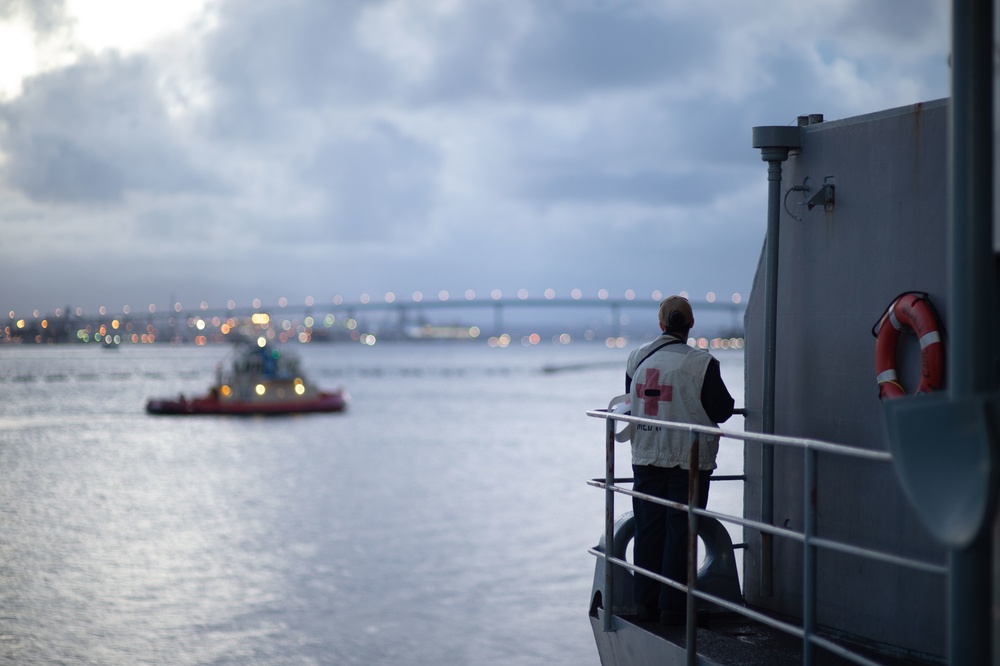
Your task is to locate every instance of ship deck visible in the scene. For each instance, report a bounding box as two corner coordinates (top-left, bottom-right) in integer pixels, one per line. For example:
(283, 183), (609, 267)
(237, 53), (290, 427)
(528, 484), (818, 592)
(591, 610), (939, 666)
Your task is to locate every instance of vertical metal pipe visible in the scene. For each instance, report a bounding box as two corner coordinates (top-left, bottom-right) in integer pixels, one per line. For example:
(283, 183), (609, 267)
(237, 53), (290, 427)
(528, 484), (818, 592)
(686, 431), (699, 666)
(752, 127), (799, 599)
(762, 156), (783, 438)
(802, 446), (817, 666)
(603, 417), (615, 633)
(950, 0), (995, 397)
(760, 157), (784, 596)
(947, 0), (995, 662)
(760, 154), (786, 597)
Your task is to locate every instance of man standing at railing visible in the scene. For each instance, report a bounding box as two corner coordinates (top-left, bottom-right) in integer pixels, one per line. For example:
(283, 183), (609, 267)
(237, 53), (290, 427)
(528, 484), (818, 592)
(625, 295), (735, 625)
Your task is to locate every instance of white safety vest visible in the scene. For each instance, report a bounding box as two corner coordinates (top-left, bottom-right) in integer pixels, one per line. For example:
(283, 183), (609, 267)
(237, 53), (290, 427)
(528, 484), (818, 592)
(627, 337), (719, 470)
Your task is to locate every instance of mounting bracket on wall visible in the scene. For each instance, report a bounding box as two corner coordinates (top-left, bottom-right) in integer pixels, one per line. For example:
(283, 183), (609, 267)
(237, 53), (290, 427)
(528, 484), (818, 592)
(784, 175), (835, 221)
(806, 176), (835, 212)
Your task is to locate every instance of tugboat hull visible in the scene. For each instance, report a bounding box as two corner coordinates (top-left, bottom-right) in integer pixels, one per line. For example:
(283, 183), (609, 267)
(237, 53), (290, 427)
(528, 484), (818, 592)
(146, 390), (348, 415)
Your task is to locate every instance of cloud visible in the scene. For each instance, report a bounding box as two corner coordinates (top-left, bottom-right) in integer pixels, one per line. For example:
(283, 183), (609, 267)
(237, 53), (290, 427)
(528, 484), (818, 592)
(0, 52), (216, 203)
(0, 0), (950, 316)
(298, 122), (442, 242)
(202, 2), (394, 135)
(0, 0), (68, 35)
(506, 3), (722, 102)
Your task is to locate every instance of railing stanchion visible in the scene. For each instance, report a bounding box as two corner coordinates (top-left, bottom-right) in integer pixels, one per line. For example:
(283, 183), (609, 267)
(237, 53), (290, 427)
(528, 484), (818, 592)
(603, 416), (616, 632)
(803, 445), (817, 665)
(686, 431), (699, 665)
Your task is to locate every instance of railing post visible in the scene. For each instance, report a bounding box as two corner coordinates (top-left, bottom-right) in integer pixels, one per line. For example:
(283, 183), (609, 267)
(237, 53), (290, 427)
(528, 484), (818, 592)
(803, 446), (817, 666)
(603, 416), (616, 632)
(686, 431), (699, 666)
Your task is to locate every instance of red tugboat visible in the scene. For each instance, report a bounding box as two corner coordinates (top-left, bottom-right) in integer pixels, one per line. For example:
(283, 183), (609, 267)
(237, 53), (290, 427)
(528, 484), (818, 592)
(146, 339), (348, 416)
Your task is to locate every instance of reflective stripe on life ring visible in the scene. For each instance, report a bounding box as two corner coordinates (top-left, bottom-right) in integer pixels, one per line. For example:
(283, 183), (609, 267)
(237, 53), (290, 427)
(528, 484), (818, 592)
(873, 292), (945, 400)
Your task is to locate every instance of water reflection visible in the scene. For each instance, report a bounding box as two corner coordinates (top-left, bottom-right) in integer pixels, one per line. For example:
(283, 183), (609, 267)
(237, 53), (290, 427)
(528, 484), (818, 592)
(0, 343), (744, 665)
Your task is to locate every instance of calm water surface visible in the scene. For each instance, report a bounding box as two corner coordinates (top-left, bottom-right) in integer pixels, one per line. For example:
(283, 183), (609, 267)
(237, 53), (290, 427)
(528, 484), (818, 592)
(0, 342), (744, 665)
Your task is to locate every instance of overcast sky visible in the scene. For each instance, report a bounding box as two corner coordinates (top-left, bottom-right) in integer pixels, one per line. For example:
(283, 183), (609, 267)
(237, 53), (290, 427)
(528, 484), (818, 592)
(0, 0), (949, 317)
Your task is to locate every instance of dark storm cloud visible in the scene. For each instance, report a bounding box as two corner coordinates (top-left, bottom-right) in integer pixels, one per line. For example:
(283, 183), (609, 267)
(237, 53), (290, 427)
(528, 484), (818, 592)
(0, 53), (216, 203)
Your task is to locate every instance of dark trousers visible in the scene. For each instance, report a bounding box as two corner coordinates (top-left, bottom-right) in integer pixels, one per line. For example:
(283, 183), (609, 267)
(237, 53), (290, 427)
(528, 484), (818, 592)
(632, 464), (711, 616)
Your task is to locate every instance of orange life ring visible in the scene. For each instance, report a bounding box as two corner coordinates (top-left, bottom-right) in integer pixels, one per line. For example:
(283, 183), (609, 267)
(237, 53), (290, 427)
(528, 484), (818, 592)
(874, 292), (945, 399)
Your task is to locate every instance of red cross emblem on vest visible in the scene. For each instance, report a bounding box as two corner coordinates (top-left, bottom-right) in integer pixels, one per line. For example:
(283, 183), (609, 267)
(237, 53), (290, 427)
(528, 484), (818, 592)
(636, 368), (673, 416)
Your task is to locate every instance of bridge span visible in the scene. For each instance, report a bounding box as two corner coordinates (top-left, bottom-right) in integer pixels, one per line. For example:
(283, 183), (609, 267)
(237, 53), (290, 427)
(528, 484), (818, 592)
(6, 295), (745, 344)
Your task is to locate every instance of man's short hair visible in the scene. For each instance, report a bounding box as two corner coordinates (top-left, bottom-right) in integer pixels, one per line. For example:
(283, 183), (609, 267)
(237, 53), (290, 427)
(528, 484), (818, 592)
(658, 295), (694, 332)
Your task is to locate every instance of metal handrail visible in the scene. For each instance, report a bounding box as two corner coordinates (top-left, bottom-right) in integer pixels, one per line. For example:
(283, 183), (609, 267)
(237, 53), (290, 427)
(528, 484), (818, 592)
(587, 408), (947, 666)
(591, 408), (895, 461)
(585, 478), (945, 576)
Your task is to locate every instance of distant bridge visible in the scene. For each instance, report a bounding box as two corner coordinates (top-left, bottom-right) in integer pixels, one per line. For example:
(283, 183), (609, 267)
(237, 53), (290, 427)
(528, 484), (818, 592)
(5, 295), (746, 344)
(323, 295), (744, 333)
